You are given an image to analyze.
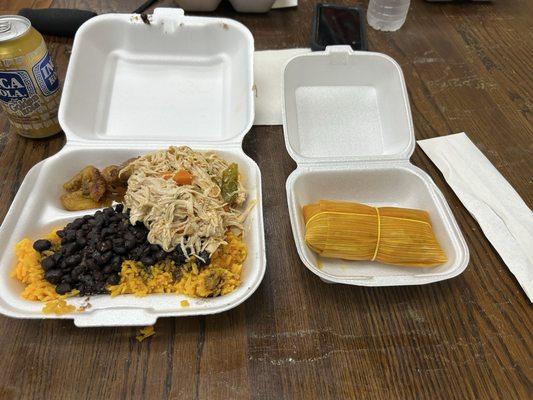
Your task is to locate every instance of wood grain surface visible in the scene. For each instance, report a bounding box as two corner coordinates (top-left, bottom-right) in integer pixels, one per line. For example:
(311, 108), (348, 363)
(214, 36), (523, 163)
(0, 1), (531, 399)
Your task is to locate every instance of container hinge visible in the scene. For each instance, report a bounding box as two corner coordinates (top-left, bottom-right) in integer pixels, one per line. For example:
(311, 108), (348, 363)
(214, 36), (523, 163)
(152, 7), (185, 34)
(296, 158), (413, 169)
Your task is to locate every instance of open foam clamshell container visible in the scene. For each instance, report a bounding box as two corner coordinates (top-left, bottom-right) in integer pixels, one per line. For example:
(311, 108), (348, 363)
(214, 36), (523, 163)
(0, 8), (266, 326)
(283, 46), (469, 286)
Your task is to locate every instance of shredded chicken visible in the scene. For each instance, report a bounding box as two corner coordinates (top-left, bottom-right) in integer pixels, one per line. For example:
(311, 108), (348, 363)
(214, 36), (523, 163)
(120, 146), (247, 255)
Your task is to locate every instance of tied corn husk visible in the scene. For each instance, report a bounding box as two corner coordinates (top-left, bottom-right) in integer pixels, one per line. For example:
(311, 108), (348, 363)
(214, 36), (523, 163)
(303, 200), (448, 268)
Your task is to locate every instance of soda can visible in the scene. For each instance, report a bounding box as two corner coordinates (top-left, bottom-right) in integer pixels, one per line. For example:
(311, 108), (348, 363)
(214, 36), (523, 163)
(0, 15), (62, 138)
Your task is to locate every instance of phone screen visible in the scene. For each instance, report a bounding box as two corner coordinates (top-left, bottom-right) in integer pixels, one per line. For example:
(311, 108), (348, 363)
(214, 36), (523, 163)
(315, 5), (365, 50)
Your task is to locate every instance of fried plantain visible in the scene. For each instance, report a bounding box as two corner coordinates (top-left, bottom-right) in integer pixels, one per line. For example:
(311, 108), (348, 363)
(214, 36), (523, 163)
(60, 190), (111, 211)
(63, 166), (107, 202)
(118, 157), (139, 181)
(63, 168), (85, 192)
(101, 165), (128, 196)
(101, 165), (120, 184)
(61, 160), (134, 211)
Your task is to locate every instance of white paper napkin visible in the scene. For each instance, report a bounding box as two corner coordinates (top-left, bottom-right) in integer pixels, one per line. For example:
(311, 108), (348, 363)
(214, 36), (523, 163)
(418, 133), (533, 301)
(272, 0), (298, 9)
(253, 48), (311, 125)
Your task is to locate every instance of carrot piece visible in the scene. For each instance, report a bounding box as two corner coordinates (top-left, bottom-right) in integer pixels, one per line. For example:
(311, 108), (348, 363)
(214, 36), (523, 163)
(173, 170), (193, 185)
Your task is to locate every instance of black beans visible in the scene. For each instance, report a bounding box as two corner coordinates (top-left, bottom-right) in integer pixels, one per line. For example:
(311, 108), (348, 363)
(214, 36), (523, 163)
(124, 232), (135, 242)
(62, 242), (78, 256)
(92, 270), (104, 282)
(55, 282), (72, 295)
(65, 230), (76, 242)
(101, 251), (113, 264)
(65, 254), (82, 267)
(85, 258), (98, 270)
(94, 283), (106, 294)
(91, 251), (104, 265)
(97, 240), (112, 253)
(114, 246), (127, 255)
(71, 265), (84, 279)
(141, 245), (151, 257)
(103, 264), (114, 274)
(78, 274), (92, 284)
(111, 255), (122, 267)
(44, 269), (63, 284)
(140, 256), (155, 266)
(33, 239), (51, 252)
(41, 256), (56, 271)
(155, 250), (167, 261)
(197, 250), (211, 267)
(124, 239), (136, 250)
(106, 275), (119, 285)
(40, 204), (197, 296)
(69, 218), (84, 230)
(171, 247), (186, 266)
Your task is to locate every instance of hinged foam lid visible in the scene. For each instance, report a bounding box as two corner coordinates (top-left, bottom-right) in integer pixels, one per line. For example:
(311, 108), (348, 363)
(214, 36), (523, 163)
(59, 8), (254, 144)
(282, 46), (415, 164)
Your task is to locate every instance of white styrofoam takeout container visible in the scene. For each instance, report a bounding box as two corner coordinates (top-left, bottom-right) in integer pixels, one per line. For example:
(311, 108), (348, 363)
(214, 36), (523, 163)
(0, 8), (266, 327)
(283, 46), (469, 286)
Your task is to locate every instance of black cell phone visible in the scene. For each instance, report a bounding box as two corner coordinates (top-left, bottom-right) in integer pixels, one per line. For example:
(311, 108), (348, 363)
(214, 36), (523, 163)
(311, 3), (368, 51)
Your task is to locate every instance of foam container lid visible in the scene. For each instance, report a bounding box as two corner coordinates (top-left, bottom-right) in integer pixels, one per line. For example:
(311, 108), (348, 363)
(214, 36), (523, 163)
(178, 0), (278, 13)
(283, 46), (469, 286)
(0, 8), (266, 326)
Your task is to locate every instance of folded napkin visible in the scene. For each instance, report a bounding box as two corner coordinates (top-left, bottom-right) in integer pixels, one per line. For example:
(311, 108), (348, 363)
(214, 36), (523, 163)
(272, 0), (298, 8)
(254, 48), (311, 125)
(419, 133), (533, 301)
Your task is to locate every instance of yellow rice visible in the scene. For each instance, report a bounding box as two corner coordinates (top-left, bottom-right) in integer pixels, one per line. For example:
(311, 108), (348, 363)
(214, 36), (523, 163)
(12, 229), (247, 311)
(11, 230), (63, 302)
(42, 298), (76, 314)
(136, 326), (156, 342)
(108, 232), (246, 298)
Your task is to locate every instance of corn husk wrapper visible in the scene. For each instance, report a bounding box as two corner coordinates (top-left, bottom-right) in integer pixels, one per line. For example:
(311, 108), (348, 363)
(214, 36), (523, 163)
(303, 200), (447, 268)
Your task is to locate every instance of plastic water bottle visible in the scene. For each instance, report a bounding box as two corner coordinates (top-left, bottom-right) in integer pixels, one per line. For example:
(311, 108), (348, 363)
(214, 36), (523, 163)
(367, 0), (411, 32)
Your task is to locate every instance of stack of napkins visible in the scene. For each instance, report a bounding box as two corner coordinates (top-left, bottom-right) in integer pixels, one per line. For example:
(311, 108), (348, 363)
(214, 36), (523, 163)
(419, 133), (533, 301)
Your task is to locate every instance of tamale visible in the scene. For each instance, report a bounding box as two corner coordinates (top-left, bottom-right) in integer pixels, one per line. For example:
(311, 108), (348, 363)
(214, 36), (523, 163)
(303, 200), (447, 267)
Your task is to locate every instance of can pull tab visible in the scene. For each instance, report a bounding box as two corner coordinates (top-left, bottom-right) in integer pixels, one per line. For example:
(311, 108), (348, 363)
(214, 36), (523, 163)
(0, 20), (11, 33)
(152, 7), (184, 34)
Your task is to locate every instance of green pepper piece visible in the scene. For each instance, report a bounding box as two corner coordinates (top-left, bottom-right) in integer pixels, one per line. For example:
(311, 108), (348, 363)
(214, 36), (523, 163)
(221, 163), (239, 204)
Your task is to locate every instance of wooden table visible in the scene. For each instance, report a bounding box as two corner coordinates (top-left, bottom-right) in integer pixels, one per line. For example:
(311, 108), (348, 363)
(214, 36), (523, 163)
(1, 1), (531, 399)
